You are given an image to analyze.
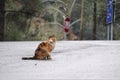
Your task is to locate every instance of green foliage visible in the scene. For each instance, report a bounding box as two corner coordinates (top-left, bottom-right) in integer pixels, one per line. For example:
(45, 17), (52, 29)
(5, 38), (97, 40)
(4, 0), (120, 40)
(5, 0), (43, 41)
(5, 0), (21, 10)
(4, 21), (24, 41)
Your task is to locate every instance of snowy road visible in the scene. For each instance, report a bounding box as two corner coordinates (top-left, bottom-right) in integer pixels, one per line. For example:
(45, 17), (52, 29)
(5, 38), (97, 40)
(0, 41), (120, 80)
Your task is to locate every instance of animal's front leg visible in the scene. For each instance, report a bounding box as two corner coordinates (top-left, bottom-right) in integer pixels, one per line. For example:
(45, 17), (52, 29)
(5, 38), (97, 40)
(47, 55), (52, 60)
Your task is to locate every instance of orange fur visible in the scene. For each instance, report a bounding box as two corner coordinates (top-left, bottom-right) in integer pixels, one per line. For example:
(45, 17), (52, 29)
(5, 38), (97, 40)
(22, 35), (56, 60)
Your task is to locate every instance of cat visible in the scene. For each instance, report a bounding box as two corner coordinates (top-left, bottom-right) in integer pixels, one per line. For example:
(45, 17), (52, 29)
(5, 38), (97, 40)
(22, 35), (56, 60)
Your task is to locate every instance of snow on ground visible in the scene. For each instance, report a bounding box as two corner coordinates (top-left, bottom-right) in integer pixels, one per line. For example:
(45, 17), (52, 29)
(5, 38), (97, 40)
(0, 41), (120, 80)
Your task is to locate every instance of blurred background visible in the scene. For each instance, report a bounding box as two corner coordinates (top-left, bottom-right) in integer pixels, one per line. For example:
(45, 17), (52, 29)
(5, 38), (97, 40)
(0, 0), (120, 41)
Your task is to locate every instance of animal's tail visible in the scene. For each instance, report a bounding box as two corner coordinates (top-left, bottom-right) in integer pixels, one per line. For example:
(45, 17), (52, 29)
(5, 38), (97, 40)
(22, 57), (35, 60)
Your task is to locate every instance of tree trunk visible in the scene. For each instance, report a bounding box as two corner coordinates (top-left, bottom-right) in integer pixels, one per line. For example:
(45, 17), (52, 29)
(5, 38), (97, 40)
(0, 0), (5, 41)
(80, 0), (85, 40)
(93, 0), (97, 40)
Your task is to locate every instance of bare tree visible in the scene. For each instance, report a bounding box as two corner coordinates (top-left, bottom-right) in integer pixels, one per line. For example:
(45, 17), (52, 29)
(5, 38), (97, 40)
(80, 0), (85, 40)
(93, 0), (97, 40)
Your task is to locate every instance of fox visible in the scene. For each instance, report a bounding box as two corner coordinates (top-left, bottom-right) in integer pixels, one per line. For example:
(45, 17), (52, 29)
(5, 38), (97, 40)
(22, 35), (56, 60)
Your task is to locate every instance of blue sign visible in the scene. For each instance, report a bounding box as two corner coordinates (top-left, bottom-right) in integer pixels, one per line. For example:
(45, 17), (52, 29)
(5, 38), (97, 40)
(106, 0), (113, 24)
